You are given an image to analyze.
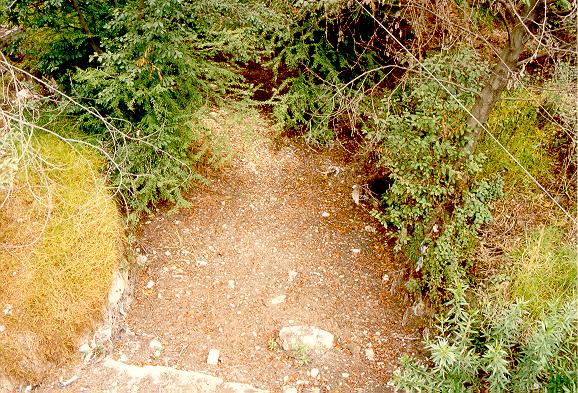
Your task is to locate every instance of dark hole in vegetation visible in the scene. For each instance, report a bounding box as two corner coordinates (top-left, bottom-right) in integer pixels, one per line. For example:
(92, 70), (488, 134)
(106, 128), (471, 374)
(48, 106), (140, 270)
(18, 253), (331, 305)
(368, 174), (394, 197)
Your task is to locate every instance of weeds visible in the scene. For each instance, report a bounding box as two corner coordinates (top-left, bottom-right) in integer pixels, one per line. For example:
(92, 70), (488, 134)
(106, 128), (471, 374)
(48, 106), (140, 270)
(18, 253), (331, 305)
(290, 343), (312, 367)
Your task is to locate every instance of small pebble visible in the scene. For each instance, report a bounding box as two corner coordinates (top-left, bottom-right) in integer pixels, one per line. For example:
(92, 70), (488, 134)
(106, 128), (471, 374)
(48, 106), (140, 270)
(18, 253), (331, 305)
(207, 349), (220, 365)
(78, 344), (91, 354)
(321, 211), (330, 217)
(310, 368), (319, 378)
(146, 280), (155, 289)
(228, 280), (236, 289)
(342, 372), (350, 378)
(136, 255), (148, 265)
(271, 295), (286, 305)
(365, 347), (375, 361)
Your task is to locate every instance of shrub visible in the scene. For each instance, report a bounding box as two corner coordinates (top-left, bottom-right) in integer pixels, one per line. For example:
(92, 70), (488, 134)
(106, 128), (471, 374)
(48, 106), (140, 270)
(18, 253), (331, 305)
(392, 286), (578, 392)
(0, 132), (123, 383)
(368, 49), (503, 302)
(68, 0), (283, 219)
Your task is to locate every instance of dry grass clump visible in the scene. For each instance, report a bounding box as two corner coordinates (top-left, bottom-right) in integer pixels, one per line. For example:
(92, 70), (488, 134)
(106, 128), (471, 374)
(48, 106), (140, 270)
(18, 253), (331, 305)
(0, 133), (123, 384)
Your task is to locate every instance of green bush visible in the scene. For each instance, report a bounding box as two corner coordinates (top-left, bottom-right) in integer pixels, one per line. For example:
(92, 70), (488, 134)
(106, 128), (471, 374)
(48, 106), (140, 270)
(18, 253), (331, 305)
(368, 49), (503, 302)
(392, 286), (578, 393)
(270, 0), (403, 143)
(65, 0), (283, 219)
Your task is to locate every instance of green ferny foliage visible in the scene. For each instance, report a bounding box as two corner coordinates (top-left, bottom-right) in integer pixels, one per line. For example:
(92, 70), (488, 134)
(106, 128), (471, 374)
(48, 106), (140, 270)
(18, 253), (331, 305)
(68, 0), (283, 218)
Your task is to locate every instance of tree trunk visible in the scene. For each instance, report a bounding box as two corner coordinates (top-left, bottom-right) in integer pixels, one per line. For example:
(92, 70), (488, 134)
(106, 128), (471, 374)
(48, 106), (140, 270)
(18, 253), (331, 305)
(425, 1), (540, 236)
(460, 0), (539, 156)
(68, 0), (102, 54)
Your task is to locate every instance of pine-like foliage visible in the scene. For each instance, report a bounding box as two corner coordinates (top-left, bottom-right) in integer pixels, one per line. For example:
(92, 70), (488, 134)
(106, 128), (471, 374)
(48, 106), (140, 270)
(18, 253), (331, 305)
(65, 0), (283, 217)
(392, 286), (578, 392)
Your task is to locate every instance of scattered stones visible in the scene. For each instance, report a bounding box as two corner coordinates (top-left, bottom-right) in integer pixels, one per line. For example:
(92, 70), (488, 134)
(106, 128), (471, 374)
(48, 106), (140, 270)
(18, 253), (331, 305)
(207, 349), (220, 365)
(146, 280), (155, 289)
(149, 338), (163, 358)
(279, 325), (334, 351)
(271, 295), (286, 305)
(310, 368), (319, 378)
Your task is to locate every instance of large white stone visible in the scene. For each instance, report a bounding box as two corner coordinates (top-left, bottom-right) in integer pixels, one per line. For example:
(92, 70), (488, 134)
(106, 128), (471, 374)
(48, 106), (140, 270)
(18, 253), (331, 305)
(278, 325), (334, 351)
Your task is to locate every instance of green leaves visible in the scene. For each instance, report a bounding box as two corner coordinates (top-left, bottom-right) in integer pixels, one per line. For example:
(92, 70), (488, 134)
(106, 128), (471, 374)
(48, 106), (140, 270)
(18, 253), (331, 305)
(392, 291), (577, 393)
(366, 49), (504, 302)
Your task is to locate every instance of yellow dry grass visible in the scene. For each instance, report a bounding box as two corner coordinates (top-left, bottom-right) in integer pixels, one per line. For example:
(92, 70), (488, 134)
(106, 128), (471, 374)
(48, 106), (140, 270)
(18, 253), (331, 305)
(0, 133), (123, 384)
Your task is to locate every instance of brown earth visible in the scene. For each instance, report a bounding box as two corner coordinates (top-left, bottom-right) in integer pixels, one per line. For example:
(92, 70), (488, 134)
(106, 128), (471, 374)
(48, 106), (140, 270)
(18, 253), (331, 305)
(31, 110), (422, 392)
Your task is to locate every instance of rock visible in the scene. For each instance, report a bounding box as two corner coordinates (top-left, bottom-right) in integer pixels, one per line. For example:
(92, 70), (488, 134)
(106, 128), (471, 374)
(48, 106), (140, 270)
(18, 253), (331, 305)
(228, 280), (236, 289)
(365, 347), (375, 361)
(94, 326), (112, 345)
(351, 248), (361, 254)
(364, 225), (377, 233)
(283, 388), (297, 393)
(341, 372), (350, 378)
(310, 368), (319, 378)
(207, 349), (220, 365)
(279, 325), (334, 351)
(0, 324), (5, 333)
(108, 271), (127, 305)
(321, 211), (330, 217)
(149, 339), (163, 358)
(136, 254), (148, 266)
(58, 375), (79, 388)
(146, 280), (155, 289)
(288, 270), (298, 282)
(79, 344), (91, 354)
(271, 295), (286, 305)
(164, 250), (171, 256)
(3, 304), (12, 316)
(119, 353), (128, 362)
